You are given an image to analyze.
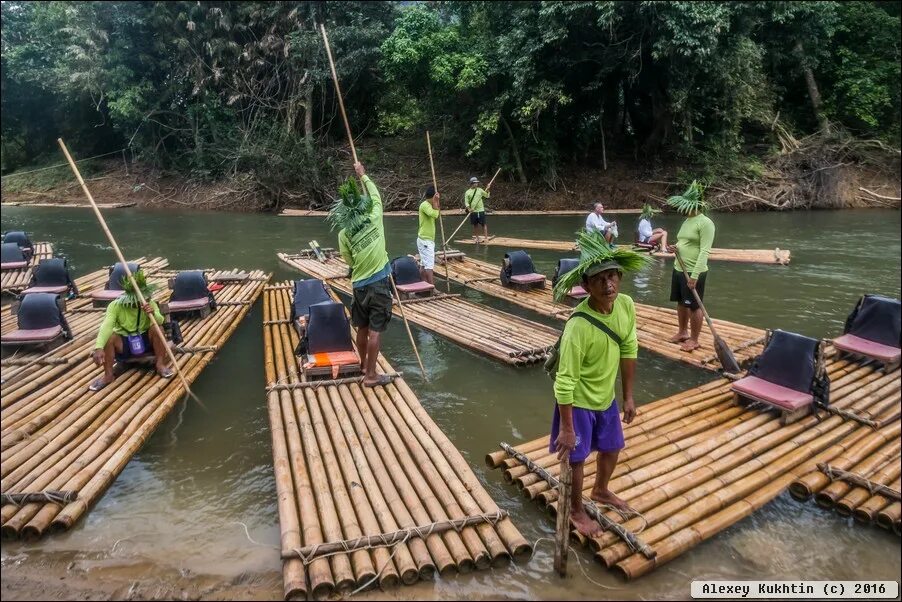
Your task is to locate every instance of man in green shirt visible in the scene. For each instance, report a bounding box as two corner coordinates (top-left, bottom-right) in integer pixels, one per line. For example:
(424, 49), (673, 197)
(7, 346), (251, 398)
(464, 176), (490, 243)
(335, 162), (394, 387)
(416, 185), (441, 284)
(550, 232), (648, 538)
(89, 269), (173, 391)
(666, 181), (715, 352)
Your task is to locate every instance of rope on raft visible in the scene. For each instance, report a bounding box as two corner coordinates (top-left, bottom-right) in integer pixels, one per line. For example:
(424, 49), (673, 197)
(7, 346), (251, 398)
(2, 490), (78, 506)
(265, 372), (403, 392)
(1, 357), (69, 366)
(393, 293), (461, 305)
(817, 464), (902, 501)
(283, 510), (508, 563)
(499, 442), (657, 559)
(822, 406), (881, 428)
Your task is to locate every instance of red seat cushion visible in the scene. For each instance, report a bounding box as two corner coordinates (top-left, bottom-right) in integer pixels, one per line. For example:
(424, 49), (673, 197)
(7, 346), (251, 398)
(568, 285), (588, 299)
(1, 261), (28, 270)
(21, 285), (69, 295)
(732, 375), (813, 410)
(168, 298), (210, 311)
(833, 333), (901, 364)
(2, 326), (63, 344)
(91, 289), (124, 301)
(396, 281), (435, 294)
(510, 273), (546, 284)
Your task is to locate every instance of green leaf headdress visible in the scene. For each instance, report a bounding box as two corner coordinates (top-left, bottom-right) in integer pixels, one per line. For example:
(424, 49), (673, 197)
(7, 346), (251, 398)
(118, 269), (156, 307)
(553, 230), (652, 301)
(666, 180), (708, 215)
(640, 203), (660, 220)
(327, 178), (373, 235)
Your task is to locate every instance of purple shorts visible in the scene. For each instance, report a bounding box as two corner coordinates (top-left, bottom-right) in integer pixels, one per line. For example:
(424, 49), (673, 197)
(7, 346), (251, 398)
(549, 402), (624, 463)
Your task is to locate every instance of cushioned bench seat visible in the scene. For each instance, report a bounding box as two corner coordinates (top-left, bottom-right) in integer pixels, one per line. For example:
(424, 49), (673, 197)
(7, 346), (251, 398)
(168, 297), (210, 312)
(396, 281), (435, 295)
(21, 285), (69, 295)
(1, 261), (28, 270)
(91, 289), (125, 302)
(568, 285), (588, 299)
(833, 333), (901, 365)
(731, 375), (814, 411)
(2, 325), (63, 344)
(509, 273), (545, 285)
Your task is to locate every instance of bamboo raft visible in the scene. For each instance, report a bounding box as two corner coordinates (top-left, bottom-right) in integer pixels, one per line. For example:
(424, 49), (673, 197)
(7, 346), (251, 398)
(0, 241), (54, 294)
(437, 256), (765, 372)
(263, 282), (531, 599)
(277, 252), (560, 366)
(0, 260), (269, 539)
(487, 354), (901, 579)
(454, 237), (791, 265)
(279, 208), (640, 218)
(1, 202), (136, 209)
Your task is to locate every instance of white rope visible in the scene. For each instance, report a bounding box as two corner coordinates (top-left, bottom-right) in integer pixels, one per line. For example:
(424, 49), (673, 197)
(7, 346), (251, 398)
(530, 537), (623, 590)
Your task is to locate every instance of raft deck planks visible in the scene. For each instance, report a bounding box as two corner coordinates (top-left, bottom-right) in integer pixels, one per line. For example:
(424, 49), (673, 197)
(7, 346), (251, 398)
(277, 252), (560, 366)
(1, 242), (54, 294)
(263, 282), (531, 599)
(437, 255), (766, 372)
(0, 261), (270, 539)
(488, 354), (901, 578)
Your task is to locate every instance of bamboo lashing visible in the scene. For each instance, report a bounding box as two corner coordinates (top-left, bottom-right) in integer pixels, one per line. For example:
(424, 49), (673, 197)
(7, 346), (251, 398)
(818, 464), (902, 501)
(0, 242), (54, 294)
(57, 138), (199, 406)
(266, 373), (402, 392)
(1, 490), (77, 505)
(426, 131), (451, 292)
(263, 282), (530, 599)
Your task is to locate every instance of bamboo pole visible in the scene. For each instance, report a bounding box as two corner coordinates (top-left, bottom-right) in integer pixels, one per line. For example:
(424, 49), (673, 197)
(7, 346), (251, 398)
(554, 455), (571, 576)
(426, 131), (451, 293)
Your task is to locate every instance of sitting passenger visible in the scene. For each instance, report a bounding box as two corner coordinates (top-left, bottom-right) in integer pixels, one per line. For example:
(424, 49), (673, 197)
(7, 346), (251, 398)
(636, 203), (668, 251)
(89, 269), (173, 391)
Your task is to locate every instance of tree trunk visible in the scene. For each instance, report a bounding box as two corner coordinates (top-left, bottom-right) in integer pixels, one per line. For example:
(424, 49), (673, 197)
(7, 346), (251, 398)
(793, 39), (830, 133)
(600, 109), (607, 171)
(500, 114), (527, 184)
(304, 86), (314, 159)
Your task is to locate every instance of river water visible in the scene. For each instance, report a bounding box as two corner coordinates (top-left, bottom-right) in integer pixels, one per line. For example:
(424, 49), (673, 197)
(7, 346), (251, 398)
(1, 206), (900, 600)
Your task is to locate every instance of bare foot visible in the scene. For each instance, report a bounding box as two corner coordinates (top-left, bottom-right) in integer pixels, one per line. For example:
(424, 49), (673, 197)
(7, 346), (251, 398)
(669, 332), (690, 343)
(570, 508), (603, 538)
(590, 489), (631, 512)
(680, 339), (701, 352)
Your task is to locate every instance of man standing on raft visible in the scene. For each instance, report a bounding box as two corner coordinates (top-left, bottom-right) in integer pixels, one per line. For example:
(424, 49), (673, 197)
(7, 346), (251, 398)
(667, 181), (715, 353)
(464, 176), (490, 243)
(549, 231), (649, 537)
(332, 162), (394, 387)
(417, 185), (440, 285)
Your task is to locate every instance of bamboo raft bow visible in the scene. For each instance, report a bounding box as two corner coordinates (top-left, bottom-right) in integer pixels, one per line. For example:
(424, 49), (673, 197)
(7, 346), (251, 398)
(0, 242), (54, 294)
(436, 255), (765, 372)
(488, 353), (901, 579)
(0, 264), (270, 539)
(277, 251), (559, 366)
(453, 237), (791, 265)
(263, 282), (531, 599)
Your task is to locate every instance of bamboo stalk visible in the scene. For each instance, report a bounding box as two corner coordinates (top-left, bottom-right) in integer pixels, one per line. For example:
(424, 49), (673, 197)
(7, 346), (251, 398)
(426, 131), (451, 293)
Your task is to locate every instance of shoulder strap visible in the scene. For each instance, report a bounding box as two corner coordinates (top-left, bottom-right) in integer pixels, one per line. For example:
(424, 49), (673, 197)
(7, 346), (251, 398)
(570, 311), (623, 346)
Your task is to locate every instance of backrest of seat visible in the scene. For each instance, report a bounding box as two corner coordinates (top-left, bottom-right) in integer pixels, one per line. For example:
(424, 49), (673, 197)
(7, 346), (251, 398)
(107, 262), (140, 290)
(1, 243), (25, 263)
(32, 258), (70, 287)
(750, 329), (818, 393)
(171, 271), (209, 301)
(504, 250), (537, 276)
(553, 258), (580, 286)
(3, 231), (32, 249)
(306, 301), (353, 353)
(17, 293), (62, 330)
(391, 256), (422, 286)
(291, 279), (332, 320)
(847, 295), (901, 348)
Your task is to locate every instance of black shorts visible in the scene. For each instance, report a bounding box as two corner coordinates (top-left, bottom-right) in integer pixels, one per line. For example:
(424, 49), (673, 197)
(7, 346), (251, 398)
(351, 277), (393, 332)
(469, 211), (486, 226)
(670, 269), (707, 310)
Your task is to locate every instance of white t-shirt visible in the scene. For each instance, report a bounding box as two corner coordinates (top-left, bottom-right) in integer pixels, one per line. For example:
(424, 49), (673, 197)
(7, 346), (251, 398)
(586, 212), (610, 233)
(637, 218), (653, 241)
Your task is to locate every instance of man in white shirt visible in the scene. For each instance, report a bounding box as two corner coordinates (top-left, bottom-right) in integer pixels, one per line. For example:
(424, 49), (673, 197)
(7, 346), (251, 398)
(586, 202), (616, 244)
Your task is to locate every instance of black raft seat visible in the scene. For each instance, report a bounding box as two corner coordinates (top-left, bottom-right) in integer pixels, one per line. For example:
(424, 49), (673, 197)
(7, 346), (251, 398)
(290, 278), (333, 337)
(392, 256), (435, 298)
(552, 258), (588, 304)
(167, 271), (216, 318)
(301, 301), (361, 379)
(21, 257), (78, 297)
(91, 262), (139, 307)
(2, 231), (34, 261)
(1, 292), (72, 349)
(833, 294), (901, 372)
(1, 243), (28, 271)
(731, 329), (829, 425)
(500, 250), (546, 291)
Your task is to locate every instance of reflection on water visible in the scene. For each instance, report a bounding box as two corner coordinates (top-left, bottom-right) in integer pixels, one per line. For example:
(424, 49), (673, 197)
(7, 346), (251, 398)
(1, 206), (900, 599)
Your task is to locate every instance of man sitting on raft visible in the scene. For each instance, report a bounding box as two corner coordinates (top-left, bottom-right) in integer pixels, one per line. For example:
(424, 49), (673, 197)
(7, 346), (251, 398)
(586, 202), (616, 244)
(89, 269), (173, 391)
(637, 203), (668, 251)
(550, 231), (648, 537)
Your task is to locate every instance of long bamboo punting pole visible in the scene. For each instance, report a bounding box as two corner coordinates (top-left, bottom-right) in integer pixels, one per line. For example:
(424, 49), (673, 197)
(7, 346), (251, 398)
(426, 131), (451, 292)
(57, 139), (199, 405)
(554, 455), (571, 576)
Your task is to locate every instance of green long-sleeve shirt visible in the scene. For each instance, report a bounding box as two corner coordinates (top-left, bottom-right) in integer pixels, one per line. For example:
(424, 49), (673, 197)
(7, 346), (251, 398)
(464, 187), (489, 213)
(417, 199), (440, 241)
(553, 294), (638, 411)
(675, 213), (715, 279)
(95, 298), (164, 349)
(338, 175), (390, 287)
